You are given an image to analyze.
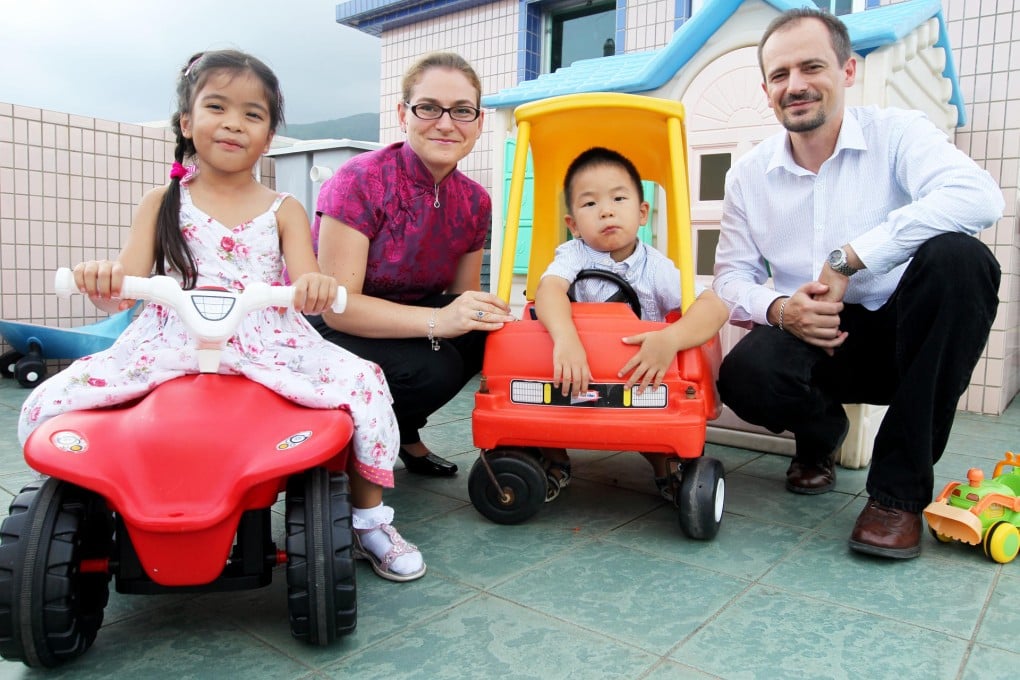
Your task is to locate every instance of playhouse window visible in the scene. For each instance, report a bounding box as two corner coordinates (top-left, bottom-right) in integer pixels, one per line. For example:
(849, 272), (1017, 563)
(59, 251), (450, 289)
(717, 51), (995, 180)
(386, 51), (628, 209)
(811, 0), (869, 15)
(698, 152), (730, 202)
(546, 0), (616, 72)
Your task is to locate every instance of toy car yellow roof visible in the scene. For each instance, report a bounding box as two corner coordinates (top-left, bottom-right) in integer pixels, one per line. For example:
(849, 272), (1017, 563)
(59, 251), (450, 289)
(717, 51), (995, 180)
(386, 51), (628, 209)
(497, 92), (695, 312)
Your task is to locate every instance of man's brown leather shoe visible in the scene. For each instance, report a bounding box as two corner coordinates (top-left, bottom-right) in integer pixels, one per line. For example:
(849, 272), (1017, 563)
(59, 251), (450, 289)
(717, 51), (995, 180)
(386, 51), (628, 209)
(848, 498), (922, 559)
(785, 457), (836, 494)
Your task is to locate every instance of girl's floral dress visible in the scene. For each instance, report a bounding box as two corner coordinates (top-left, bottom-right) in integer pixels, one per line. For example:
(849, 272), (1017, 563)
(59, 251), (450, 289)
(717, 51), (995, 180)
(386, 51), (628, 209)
(18, 176), (399, 486)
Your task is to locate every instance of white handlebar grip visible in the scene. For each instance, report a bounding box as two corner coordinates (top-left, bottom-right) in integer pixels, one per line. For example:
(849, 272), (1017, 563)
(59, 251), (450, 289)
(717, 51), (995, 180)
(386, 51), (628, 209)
(54, 267), (76, 298)
(118, 275), (152, 303)
(332, 287), (348, 314)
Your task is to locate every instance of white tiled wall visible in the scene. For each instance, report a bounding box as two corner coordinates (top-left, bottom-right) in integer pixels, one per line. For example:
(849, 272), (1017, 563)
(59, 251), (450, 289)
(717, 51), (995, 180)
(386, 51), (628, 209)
(939, 0), (1020, 414)
(378, 1), (521, 195)
(0, 104), (175, 335)
(0, 103), (276, 369)
(624, 0), (675, 51)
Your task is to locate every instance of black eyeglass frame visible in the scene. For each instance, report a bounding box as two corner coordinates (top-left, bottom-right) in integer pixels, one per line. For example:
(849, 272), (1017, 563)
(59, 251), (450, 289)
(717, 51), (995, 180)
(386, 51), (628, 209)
(405, 102), (482, 123)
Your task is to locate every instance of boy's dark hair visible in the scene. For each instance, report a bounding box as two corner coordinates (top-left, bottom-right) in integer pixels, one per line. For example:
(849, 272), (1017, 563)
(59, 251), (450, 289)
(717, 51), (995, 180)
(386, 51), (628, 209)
(757, 8), (852, 79)
(157, 50), (285, 288)
(563, 147), (644, 210)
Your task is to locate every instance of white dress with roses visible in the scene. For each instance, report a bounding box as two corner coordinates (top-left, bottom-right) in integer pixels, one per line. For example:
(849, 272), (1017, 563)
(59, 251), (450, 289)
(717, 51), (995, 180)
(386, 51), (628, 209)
(18, 178), (399, 486)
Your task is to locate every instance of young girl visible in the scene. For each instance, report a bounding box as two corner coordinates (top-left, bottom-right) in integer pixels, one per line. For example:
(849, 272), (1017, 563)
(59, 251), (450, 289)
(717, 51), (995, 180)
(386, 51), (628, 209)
(17, 50), (425, 582)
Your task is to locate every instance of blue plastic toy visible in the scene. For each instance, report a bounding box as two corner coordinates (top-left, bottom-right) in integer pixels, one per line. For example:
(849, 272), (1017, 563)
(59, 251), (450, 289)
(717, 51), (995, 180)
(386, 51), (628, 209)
(0, 303), (140, 388)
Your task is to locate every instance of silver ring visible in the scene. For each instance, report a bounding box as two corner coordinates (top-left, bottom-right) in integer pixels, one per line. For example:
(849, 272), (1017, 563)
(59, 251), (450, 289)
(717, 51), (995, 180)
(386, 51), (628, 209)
(475, 310), (485, 320)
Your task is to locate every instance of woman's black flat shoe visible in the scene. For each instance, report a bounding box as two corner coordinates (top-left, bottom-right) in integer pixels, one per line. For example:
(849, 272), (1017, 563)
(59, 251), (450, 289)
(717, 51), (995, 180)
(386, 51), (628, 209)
(398, 448), (458, 477)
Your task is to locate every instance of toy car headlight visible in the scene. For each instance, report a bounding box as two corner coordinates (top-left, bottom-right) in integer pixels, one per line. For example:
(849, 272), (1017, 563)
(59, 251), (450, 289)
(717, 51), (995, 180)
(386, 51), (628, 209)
(511, 380), (548, 404)
(629, 385), (667, 407)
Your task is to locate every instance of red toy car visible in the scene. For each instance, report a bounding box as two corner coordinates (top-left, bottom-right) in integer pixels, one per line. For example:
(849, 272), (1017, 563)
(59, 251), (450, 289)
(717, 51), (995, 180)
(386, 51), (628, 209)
(0, 270), (358, 667)
(469, 93), (724, 539)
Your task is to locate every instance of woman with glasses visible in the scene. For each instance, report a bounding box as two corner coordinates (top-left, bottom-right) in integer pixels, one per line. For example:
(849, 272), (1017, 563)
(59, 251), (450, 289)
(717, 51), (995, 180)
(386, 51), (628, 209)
(310, 52), (514, 478)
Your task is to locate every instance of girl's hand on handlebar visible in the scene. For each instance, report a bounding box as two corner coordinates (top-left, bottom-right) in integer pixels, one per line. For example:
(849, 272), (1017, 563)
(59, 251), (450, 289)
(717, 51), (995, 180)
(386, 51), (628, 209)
(73, 260), (136, 311)
(291, 273), (338, 314)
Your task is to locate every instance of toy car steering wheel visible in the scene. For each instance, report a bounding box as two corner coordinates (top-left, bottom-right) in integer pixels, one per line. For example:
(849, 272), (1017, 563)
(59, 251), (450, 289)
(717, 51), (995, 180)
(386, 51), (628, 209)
(566, 269), (642, 319)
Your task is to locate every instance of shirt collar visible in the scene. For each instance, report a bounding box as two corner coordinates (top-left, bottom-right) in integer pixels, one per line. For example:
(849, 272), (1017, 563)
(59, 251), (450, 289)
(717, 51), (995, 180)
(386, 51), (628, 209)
(397, 141), (445, 188)
(766, 107), (868, 176)
(578, 239), (646, 270)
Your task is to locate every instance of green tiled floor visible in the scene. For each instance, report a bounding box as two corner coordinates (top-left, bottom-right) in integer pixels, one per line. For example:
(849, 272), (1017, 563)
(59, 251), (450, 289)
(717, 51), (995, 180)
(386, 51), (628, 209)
(0, 376), (1019, 679)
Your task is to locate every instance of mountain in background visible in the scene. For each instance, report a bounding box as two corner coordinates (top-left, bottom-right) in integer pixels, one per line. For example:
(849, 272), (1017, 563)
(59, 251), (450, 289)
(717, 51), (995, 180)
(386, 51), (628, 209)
(280, 113), (379, 142)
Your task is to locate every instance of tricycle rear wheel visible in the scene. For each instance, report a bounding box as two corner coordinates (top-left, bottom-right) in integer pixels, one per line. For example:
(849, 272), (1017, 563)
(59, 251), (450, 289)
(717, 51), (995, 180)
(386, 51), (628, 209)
(285, 467), (357, 644)
(0, 478), (113, 668)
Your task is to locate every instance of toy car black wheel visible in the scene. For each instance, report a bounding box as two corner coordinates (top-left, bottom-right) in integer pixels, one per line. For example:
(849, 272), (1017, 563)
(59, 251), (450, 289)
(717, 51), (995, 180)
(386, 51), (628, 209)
(468, 449), (546, 525)
(0, 350), (24, 379)
(285, 467), (356, 645)
(927, 525), (953, 543)
(14, 355), (47, 388)
(677, 456), (725, 540)
(0, 478), (114, 668)
(982, 520), (1020, 564)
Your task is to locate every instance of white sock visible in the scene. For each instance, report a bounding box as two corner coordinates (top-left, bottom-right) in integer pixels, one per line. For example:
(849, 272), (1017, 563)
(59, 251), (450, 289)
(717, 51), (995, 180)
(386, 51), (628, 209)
(352, 503), (424, 576)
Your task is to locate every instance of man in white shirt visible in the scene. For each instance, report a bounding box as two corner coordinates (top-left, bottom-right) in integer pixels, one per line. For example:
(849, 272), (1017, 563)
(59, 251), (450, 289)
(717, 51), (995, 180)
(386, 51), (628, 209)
(713, 8), (1003, 559)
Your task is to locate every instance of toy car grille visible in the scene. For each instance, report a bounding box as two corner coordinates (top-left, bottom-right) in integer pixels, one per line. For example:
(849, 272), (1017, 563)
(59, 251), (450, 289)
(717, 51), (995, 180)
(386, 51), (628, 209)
(509, 380), (667, 408)
(191, 294), (236, 321)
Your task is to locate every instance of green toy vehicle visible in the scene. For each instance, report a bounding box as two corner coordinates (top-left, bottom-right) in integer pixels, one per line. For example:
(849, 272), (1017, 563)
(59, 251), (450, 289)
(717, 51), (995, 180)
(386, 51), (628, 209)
(923, 451), (1020, 563)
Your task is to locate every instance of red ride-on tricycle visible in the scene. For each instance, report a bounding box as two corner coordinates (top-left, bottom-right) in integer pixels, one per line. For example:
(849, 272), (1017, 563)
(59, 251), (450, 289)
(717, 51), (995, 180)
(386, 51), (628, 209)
(0, 269), (358, 668)
(470, 93), (724, 539)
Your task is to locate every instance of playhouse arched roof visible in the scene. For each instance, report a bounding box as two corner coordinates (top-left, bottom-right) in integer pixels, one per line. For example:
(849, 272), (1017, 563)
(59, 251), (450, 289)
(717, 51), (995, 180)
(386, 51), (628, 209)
(481, 0), (963, 127)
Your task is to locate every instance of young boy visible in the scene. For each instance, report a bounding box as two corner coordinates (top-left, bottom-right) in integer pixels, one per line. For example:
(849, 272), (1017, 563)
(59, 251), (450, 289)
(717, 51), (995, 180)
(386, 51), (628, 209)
(534, 146), (728, 501)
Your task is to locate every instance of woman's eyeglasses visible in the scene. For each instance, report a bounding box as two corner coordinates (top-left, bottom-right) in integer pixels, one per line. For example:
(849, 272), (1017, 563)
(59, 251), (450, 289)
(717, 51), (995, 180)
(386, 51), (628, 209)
(406, 102), (481, 123)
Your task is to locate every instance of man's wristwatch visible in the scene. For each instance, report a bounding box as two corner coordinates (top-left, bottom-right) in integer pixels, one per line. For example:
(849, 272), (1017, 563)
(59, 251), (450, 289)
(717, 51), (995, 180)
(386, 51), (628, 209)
(827, 247), (859, 276)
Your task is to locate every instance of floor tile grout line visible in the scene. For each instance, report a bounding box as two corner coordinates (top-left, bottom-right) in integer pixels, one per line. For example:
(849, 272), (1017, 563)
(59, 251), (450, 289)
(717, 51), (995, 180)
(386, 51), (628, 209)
(478, 586), (688, 666)
(314, 587), (490, 672)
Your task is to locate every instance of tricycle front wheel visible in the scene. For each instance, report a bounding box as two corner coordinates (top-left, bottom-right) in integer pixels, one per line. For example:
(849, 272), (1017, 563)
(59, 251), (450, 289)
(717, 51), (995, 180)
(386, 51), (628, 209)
(0, 479), (113, 668)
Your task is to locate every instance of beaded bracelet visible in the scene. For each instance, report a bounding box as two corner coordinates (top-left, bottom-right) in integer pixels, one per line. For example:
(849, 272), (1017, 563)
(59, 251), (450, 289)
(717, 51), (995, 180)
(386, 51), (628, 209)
(778, 297), (789, 332)
(427, 308), (440, 351)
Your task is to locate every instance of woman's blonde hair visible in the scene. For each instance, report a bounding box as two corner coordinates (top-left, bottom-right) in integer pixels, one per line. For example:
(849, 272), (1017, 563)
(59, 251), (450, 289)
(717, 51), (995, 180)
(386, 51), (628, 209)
(401, 52), (481, 106)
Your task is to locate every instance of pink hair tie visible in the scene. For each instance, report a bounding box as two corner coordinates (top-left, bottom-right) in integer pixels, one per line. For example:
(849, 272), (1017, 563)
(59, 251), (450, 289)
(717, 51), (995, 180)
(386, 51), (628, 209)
(169, 162), (187, 181)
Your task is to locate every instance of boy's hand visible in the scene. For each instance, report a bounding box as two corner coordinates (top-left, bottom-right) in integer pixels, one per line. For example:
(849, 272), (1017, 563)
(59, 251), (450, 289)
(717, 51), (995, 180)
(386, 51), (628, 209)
(619, 329), (677, 393)
(292, 273), (338, 314)
(552, 338), (591, 397)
